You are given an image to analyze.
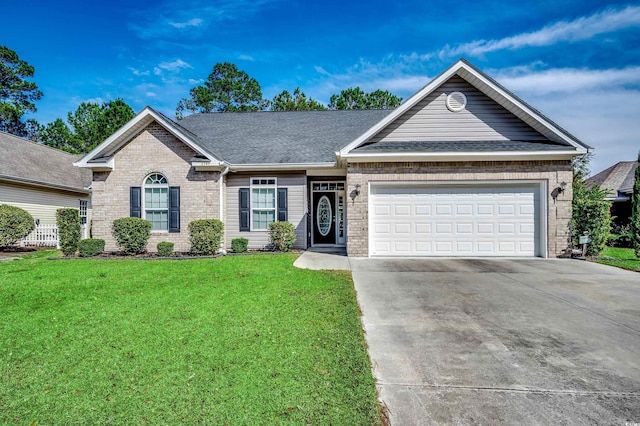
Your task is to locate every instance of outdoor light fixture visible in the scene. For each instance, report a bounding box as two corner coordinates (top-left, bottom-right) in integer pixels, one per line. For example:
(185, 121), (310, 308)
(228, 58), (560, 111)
(350, 184), (361, 202)
(551, 181), (567, 202)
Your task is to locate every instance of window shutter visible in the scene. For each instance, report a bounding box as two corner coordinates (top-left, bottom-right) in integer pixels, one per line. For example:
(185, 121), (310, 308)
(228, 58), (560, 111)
(239, 188), (250, 232)
(169, 186), (180, 233)
(130, 187), (142, 218)
(278, 188), (288, 222)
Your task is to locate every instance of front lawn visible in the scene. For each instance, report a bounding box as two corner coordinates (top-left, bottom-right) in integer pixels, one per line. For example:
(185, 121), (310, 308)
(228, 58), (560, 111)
(596, 246), (640, 272)
(0, 251), (382, 424)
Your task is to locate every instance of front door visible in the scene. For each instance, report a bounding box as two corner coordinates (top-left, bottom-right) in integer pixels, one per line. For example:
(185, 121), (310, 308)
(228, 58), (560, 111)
(313, 192), (336, 244)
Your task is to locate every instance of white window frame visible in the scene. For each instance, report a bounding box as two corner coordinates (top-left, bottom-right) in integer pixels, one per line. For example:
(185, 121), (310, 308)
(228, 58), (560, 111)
(79, 200), (88, 224)
(144, 173), (169, 232)
(250, 177), (277, 231)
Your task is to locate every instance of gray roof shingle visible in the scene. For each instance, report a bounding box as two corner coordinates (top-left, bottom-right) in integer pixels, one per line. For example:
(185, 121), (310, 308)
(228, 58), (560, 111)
(588, 161), (637, 196)
(177, 110), (392, 164)
(0, 132), (91, 191)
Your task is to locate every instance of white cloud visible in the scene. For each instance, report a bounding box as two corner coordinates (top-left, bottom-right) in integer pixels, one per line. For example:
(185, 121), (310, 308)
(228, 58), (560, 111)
(169, 18), (203, 28)
(157, 59), (193, 72)
(145, 91), (157, 97)
(314, 66), (331, 76)
(238, 54), (254, 61)
(188, 78), (204, 85)
(407, 5), (640, 60)
(128, 67), (150, 76)
(493, 66), (640, 94)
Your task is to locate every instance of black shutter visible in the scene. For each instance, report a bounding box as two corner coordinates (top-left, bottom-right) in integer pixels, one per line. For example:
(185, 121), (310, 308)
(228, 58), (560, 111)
(169, 186), (180, 233)
(130, 187), (142, 218)
(277, 188), (288, 222)
(239, 188), (250, 232)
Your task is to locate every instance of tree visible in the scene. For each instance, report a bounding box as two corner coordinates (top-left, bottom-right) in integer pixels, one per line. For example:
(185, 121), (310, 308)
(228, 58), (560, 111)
(0, 46), (43, 138)
(176, 63), (267, 118)
(631, 151), (640, 257)
(271, 87), (327, 111)
(329, 87), (402, 110)
(40, 98), (135, 154)
(572, 153), (612, 256)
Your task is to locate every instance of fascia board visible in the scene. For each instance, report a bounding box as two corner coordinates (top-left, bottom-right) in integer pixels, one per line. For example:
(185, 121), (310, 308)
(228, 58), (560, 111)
(229, 162), (337, 171)
(0, 175), (91, 194)
(342, 150), (581, 163)
(74, 107), (223, 168)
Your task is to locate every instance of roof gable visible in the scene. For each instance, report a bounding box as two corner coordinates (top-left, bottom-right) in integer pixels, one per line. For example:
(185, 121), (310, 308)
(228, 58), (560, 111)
(75, 107), (224, 170)
(588, 161), (637, 198)
(339, 59), (590, 159)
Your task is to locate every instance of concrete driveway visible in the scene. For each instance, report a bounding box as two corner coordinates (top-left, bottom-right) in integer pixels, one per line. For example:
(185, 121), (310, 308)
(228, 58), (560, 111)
(350, 258), (640, 425)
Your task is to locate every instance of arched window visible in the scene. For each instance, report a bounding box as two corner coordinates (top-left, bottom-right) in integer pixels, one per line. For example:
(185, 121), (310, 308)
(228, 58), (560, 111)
(144, 173), (169, 231)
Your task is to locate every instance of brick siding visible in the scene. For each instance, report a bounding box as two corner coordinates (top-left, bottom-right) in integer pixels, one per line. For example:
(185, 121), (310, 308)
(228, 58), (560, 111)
(346, 160), (573, 258)
(91, 122), (221, 252)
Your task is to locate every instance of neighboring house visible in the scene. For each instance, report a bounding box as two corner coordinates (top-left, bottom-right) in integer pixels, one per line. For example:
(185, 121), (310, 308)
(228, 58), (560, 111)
(0, 131), (92, 227)
(588, 161), (638, 225)
(76, 59), (590, 257)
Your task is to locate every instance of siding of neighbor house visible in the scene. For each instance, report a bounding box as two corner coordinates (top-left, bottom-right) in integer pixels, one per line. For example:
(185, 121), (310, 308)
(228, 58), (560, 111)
(369, 76), (546, 143)
(346, 160), (573, 258)
(90, 122), (221, 252)
(0, 181), (91, 225)
(226, 173), (307, 250)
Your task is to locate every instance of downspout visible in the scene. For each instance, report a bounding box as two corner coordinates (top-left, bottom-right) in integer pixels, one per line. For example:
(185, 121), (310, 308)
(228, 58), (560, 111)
(219, 166), (230, 252)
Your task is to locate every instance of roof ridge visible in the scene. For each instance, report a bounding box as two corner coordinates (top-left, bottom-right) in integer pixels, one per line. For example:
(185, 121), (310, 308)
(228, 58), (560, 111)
(0, 131), (82, 158)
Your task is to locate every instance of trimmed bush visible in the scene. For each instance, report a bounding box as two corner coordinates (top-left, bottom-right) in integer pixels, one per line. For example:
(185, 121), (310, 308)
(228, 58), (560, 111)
(572, 198), (611, 256)
(268, 221), (296, 252)
(78, 238), (105, 257)
(0, 204), (35, 247)
(56, 208), (81, 256)
(157, 241), (175, 257)
(112, 217), (152, 255)
(188, 219), (224, 255)
(231, 237), (249, 253)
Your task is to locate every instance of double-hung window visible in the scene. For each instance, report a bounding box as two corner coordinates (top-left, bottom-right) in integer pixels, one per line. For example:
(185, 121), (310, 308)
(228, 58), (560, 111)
(144, 173), (169, 231)
(251, 178), (276, 230)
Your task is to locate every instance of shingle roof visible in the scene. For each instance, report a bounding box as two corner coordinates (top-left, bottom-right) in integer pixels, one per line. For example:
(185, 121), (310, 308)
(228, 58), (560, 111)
(588, 161), (637, 198)
(354, 140), (574, 152)
(177, 110), (392, 164)
(0, 132), (91, 192)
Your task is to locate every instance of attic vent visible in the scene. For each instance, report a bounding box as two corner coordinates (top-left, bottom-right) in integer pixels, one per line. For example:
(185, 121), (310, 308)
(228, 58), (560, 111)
(446, 91), (467, 112)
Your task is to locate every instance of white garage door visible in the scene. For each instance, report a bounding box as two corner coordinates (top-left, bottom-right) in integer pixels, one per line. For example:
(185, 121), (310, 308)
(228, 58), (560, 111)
(370, 184), (542, 257)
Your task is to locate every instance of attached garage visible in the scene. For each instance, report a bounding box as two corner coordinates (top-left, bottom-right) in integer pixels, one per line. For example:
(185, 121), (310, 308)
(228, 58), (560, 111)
(369, 183), (545, 257)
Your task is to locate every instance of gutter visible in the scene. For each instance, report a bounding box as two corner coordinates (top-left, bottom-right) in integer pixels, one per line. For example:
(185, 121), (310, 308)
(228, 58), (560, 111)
(0, 175), (91, 195)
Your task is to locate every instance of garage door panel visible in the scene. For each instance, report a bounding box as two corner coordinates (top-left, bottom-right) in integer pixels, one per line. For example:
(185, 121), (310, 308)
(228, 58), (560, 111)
(370, 184), (541, 257)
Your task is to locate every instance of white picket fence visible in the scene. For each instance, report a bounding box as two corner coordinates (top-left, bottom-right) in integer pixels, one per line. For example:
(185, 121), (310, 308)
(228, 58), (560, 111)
(20, 224), (88, 248)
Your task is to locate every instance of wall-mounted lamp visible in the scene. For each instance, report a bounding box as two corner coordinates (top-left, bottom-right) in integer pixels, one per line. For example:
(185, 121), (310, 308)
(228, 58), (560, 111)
(350, 184), (361, 202)
(551, 181), (567, 202)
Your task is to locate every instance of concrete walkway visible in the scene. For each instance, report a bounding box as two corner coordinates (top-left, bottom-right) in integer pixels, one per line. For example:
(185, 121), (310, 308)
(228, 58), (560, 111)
(293, 249), (352, 270)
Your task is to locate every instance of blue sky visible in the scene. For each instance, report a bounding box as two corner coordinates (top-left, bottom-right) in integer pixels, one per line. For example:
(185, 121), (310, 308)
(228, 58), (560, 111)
(2, 0), (639, 174)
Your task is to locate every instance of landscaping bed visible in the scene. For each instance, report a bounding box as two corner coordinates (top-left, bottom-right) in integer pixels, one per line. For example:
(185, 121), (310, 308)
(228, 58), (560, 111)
(0, 251), (382, 424)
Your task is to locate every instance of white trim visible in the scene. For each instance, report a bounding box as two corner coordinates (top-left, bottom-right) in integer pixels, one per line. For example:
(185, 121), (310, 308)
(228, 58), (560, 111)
(343, 150), (579, 163)
(367, 180), (547, 258)
(338, 59), (590, 158)
(250, 177), (278, 231)
(74, 107), (226, 169)
(143, 172), (170, 232)
(230, 162), (336, 171)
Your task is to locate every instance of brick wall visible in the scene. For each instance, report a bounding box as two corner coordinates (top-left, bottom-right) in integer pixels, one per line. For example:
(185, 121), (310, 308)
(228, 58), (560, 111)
(346, 160), (573, 258)
(91, 122), (221, 252)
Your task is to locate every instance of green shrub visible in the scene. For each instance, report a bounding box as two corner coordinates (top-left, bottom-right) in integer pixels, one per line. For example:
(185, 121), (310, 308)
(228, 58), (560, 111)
(112, 217), (152, 255)
(188, 219), (224, 255)
(231, 237), (249, 253)
(0, 204), (35, 247)
(78, 239), (105, 257)
(268, 221), (296, 252)
(56, 208), (81, 256)
(572, 198), (611, 256)
(608, 223), (633, 248)
(157, 241), (175, 257)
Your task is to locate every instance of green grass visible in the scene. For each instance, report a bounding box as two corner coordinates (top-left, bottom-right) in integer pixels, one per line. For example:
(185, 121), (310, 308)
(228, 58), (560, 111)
(0, 251), (382, 425)
(596, 246), (640, 272)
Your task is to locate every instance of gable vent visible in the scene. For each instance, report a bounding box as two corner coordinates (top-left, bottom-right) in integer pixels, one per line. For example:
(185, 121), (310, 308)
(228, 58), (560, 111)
(446, 91), (467, 112)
